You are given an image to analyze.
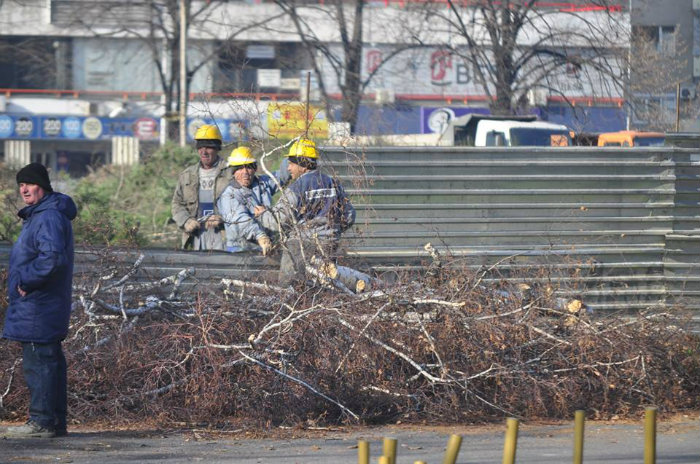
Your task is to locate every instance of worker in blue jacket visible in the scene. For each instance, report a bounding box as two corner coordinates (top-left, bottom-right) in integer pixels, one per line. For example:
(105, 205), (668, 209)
(254, 138), (355, 286)
(2, 163), (77, 439)
(217, 146), (290, 254)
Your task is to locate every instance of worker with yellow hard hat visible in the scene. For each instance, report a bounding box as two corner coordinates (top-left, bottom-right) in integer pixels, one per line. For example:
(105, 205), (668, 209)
(217, 146), (291, 255)
(171, 124), (232, 250)
(254, 138), (355, 286)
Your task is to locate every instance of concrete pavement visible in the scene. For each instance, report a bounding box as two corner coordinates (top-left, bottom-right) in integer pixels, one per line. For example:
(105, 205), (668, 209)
(1, 415), (698, 463)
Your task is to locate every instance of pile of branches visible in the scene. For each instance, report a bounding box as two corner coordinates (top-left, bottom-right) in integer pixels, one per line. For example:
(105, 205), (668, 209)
(1, 248), (699, 428)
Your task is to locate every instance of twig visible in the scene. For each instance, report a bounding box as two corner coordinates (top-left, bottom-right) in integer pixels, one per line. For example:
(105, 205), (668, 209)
(337, 317), (446, 384)
(221, 278), (291, 294)
(551, 356), (641, 373)
(335, 302), (390, 373)
(100, 254), (145, 291)
(239, 351), (360, 421)
(0, 358), (20, 409)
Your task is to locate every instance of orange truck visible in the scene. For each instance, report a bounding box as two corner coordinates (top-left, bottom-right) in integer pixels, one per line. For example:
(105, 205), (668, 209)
(597, 130), (665, 147)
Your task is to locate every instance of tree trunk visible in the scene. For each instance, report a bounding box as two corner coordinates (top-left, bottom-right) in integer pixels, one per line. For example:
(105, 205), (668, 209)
(340, 0), (364, 133)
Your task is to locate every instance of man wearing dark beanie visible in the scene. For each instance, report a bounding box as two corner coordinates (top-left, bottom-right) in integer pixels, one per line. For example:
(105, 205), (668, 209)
(15, 162), (54, 193)
(2, 163), (77, 438)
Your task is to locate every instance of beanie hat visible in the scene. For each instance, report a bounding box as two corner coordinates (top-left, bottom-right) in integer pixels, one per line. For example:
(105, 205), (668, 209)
(16, 163), (53, 193)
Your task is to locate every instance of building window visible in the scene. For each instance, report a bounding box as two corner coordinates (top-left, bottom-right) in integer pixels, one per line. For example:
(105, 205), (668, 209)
(634, 25), (677, 56)
(631, 94), (676, 128)
(51, 0), (150, 27)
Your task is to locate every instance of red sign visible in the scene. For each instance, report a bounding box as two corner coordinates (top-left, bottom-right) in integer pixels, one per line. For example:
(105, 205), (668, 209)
(430, 50), (452, 85)
(366, 50), (383, 74)
(133, 117), (158, 140)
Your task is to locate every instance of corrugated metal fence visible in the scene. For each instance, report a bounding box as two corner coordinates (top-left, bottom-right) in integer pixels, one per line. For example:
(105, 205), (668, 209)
(0, 146), (698, 322)
(324, 146), (700, 317)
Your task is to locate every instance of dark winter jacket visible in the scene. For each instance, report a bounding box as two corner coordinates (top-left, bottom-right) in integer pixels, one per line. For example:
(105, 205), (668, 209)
(258, 170), (355, 240)
(3, 192), (77, 343)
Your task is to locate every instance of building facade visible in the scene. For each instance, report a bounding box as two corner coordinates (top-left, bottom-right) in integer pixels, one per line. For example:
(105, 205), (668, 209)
(0, 1), (694, 172)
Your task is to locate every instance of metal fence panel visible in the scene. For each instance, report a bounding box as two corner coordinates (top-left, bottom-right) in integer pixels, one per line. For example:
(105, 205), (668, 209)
(324, 146), (700, 317)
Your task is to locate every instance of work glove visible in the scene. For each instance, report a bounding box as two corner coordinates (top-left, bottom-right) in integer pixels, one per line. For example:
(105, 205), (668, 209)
(184, 218), (200, 234)
(257, 234), (272, 256)
(205, 214), (223, 230)
(253, 205), (266, 218)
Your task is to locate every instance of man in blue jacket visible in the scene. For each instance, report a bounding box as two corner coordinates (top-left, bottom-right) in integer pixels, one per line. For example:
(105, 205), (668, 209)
(2, 163), (77, 439)
(254, 139), (355, 286)
(217, 146), (290, 254)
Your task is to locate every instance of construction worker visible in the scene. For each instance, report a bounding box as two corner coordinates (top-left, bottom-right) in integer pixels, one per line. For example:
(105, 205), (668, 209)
(171, 124), (232, 250)
(254, 138), (355, 286)
(217, 146), (290, 254)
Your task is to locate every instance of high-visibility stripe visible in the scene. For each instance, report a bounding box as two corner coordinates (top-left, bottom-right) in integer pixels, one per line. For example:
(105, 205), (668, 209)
(305, 188), (337, 200)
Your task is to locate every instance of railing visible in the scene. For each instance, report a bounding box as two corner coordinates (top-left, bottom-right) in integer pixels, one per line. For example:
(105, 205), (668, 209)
(0, 88), (293, 102)
(0, 88), (625, 106)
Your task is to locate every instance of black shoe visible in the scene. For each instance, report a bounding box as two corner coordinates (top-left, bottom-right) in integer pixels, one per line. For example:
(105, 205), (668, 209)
(55, 427), (68, 437)
(2, 420), (56, 438)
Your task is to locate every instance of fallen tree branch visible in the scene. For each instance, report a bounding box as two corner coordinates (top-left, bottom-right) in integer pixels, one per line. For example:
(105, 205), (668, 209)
(238, 350), (360, 421)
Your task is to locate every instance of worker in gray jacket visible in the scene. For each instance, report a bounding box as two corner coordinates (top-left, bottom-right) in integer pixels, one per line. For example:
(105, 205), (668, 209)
(171, 124), (232, 250)
(217, 146), (290, 254)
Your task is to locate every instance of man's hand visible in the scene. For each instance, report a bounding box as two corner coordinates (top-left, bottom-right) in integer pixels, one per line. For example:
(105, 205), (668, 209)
(205, 214), (223, 230)
(257, 234), (272, 256)
(253, 205), (266, 217)
(17, 286), (26, 297)
(184, 218), (200, 234)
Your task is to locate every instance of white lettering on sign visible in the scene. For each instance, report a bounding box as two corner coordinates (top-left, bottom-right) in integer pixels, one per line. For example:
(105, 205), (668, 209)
(43, 118), (62, 137)
(15, 118), (33, 137)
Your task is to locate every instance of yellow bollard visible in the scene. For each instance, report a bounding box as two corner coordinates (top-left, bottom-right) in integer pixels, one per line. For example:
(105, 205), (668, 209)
(414, 462), (427, 464)
(442, 434), (463, 464)
(644, 407), (657, 464)
(358, 440), (370, 464)
(383, 437), (397, 464)
(573, 410), (585, 464)
(378, 457), (390, 464)
(502, 417), (519, 464)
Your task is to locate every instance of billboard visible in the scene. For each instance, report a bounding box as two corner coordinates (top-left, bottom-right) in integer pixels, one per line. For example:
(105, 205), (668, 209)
(267, 103), (328, 138)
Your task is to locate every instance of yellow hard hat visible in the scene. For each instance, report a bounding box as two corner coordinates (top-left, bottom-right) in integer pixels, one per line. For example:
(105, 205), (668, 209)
(227, 146), (257, 167)
(194, 124), (222, 142)
(286, 138), (318, 159)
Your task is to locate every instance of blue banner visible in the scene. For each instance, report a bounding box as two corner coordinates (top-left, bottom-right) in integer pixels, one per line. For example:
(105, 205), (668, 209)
(0, 115), (162, 141)
(0, 115), (249, 143)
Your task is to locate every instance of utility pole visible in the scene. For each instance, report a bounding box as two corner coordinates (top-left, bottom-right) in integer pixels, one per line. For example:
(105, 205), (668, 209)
(179, 0), (187, 147)
(675, 83), (681, 133)
(160, 37), (169, 147)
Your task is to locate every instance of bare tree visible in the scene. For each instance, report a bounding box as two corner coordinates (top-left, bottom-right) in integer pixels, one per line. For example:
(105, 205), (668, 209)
(47, 0), (284, 139)
(417, 1), (629, 115)
(273, 0), (424, 134)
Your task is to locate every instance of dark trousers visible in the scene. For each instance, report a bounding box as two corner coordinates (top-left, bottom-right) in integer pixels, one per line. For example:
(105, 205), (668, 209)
(278, 236), (338, 287)
(21, 342), (67, 429)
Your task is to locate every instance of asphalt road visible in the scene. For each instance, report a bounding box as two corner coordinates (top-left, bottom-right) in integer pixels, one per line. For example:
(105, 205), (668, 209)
(1, 415), (699, 463)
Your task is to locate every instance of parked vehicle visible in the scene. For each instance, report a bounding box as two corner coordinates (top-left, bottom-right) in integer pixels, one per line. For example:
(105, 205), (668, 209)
(597, 130), (665, 147)
(447, 114), (572, 147)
